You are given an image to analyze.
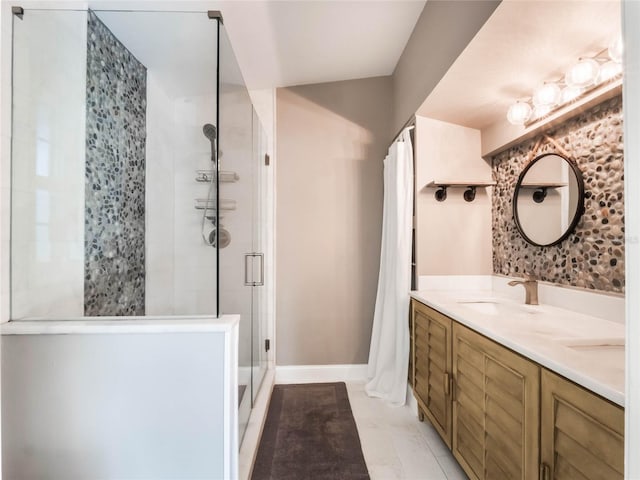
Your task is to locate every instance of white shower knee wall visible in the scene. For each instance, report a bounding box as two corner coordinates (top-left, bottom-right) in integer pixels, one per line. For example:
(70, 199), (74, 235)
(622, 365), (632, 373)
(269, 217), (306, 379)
(1, 332), (229, 479)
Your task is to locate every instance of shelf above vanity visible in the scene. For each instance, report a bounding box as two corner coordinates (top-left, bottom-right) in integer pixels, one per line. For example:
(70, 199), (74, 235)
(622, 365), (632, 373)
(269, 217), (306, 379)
(425, 180), (496, 202)
(519, 182), (568, 188)
(425, 181), (496, 188)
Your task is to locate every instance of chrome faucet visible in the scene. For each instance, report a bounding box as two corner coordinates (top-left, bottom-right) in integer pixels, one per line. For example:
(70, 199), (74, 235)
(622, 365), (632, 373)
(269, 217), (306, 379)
(508, 274), (539, 305)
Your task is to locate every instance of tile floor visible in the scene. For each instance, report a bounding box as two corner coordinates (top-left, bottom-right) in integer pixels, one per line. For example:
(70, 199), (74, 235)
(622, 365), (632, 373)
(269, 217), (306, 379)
(346, 382), (468, 480)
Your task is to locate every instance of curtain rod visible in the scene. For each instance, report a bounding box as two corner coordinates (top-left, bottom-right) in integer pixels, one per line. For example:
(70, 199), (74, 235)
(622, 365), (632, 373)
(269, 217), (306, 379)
(391, 117), (416, 145)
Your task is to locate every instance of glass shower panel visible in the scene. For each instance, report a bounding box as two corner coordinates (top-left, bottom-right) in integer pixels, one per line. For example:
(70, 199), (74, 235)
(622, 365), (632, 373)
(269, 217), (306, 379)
(218, 24), (268, 442)
(10, 10), (88, 319)
(252, 110), (267, 404)
(9, 9), (218, 319)
(218, 23), (254, 442)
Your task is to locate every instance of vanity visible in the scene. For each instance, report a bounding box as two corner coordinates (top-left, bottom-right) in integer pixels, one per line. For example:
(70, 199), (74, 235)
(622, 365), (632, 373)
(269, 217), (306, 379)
(407, 51), (626, 478)
(410, 287), (624, 480)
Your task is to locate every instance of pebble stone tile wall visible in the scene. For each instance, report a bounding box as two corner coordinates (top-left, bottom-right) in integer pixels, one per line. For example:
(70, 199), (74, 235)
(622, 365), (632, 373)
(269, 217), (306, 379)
(85, 11), (147, 315)
(492, 95), (624, 293)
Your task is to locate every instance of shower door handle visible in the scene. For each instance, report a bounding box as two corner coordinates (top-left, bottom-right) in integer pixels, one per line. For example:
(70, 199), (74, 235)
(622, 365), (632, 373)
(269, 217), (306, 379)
(255, 253), (264, 286)
(244, 254), (252, 286)
(244, 253), (264, 286)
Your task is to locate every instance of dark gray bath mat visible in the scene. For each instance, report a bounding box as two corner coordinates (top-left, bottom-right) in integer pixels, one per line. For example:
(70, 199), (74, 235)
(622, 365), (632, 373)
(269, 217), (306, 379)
(251, 382), (370, 480)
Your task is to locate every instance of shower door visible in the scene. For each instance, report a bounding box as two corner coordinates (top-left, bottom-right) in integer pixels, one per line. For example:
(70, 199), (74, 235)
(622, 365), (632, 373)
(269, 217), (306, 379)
(251, 111), (268, 405)
(218, 24), (267, 444)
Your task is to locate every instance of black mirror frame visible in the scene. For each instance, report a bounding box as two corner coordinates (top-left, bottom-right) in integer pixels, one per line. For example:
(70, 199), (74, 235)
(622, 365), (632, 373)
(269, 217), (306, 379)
(512, 152), (585, 247)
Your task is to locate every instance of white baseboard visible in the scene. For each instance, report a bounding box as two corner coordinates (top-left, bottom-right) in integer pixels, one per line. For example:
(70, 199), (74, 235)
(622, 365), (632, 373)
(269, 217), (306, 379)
(275, 363), (368, 384)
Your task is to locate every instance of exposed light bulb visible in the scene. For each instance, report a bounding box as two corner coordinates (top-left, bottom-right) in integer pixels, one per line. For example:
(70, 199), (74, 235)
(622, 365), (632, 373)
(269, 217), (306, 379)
(532, 83), (561, 107)
(597, 60), (622, 83)
(608, 35), (623, 63)
(565, 58), (600, 88)
(560, 85), (583, 104)
(533, 105), (552, 119)
(507, 101), (532, 125)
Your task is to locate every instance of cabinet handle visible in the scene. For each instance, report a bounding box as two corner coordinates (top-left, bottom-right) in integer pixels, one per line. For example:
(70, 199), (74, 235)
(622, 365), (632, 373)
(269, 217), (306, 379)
(443, 372), (450, 395)
(451, 377), (457, 401)
(540, 463), (550, 480)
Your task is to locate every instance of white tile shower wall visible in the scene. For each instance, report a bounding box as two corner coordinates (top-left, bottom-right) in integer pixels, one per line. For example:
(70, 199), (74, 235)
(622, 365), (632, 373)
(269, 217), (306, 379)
(172, 94), (217, 315)
(10, 11), (86, 318)
(145, 73), (176, 315)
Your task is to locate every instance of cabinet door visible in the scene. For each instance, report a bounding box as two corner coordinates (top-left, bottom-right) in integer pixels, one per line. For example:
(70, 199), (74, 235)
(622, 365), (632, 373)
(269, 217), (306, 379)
(540, 369), (624, 480)
(412, 300), (453, 448)
(452, 323), (540, 480)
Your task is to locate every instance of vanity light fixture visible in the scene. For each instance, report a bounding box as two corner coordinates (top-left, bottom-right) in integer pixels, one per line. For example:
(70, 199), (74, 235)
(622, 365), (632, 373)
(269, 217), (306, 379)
(598, 60), (623, 84)
(608, 35), (623, 63)
(507, 101), (533, 125)
(532, 82), (561, 108)
(506, 34), (623, 126)
(565, 57), (600, 88)
(560, 85), (583, 104)
(533, 104), (553, 121)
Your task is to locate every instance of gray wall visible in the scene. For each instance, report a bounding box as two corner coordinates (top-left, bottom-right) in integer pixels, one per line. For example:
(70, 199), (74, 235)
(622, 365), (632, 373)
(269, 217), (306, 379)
(276, 77), (392, 365)
(2, 333), (226, 479)
(391, 0), (500, 133)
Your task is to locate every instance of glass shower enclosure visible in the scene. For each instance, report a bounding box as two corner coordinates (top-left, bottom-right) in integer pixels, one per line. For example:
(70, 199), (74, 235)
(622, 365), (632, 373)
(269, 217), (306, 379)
(8, 7), (267, 443)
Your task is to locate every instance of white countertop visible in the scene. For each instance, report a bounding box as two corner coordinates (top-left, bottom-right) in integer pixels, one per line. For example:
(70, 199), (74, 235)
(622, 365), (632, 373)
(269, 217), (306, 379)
(410, 289), (625, 406)
(0, 315), (240, 335)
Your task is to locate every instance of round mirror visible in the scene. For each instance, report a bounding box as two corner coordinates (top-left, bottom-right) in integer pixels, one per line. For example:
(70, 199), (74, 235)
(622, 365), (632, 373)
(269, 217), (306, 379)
(513, 153), (584, 247)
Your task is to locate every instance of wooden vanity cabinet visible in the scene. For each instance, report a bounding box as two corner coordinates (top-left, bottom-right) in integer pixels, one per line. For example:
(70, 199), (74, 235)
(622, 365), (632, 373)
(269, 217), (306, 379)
(411, 299), (453, 448)
(411, 299), (625, 480)
(452, 323), (540, 480)
(540, 369), (624, 480)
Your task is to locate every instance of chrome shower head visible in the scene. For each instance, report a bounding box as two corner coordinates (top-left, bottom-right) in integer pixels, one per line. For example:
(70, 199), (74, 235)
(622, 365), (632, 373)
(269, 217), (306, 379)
(203, 123), (217, 141)
(203, 123), (217, 162)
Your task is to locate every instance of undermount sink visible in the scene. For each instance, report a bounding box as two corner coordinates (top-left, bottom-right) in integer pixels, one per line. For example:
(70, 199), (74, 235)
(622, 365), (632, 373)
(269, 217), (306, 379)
(456, 300), (540, 316)
(554, 337), (624, 347)
(553, 337), (625, 365)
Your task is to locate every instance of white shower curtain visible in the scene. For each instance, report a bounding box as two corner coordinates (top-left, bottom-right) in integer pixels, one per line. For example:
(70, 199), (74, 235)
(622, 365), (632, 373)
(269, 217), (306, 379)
(365, 128), (414, 406)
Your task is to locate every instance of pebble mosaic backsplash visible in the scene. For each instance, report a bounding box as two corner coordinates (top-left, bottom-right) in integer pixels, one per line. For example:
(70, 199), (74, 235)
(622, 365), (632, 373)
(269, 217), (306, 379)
(84, 11), (147, 315)
(492, 95), (624, 293)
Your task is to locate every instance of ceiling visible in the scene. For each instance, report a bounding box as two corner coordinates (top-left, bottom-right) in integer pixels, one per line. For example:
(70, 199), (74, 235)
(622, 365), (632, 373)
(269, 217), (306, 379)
(417, 0), (622, 130)
(96, 10), (218, 97)
(87, 0), (425, 91)
(218, 0), (426, 89)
